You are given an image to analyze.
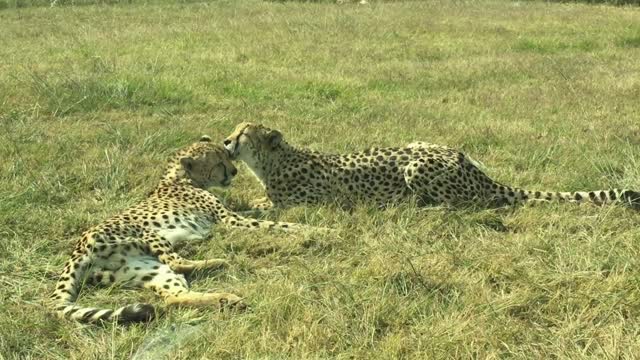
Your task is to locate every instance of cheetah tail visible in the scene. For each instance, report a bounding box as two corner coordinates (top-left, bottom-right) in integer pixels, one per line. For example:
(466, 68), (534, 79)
(51, 256), (155, 324)
(54, 302), (156, 324)
(496, 186), (640, 209)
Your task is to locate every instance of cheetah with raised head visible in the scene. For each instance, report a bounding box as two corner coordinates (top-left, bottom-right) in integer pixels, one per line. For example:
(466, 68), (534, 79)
(51, 136), (311, 324)
(223, 122), (640, 210)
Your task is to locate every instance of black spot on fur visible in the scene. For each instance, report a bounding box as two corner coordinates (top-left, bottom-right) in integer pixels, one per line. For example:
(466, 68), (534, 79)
(97, 310), (113, 321)
(621, 190), (640, 206)
(66, 307), (80, 316)
(82, 309), (99, 320)
(118, 304), (155, 323)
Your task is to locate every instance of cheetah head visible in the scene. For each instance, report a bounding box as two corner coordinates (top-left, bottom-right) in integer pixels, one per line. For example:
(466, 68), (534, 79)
(179, 136), (238, 188)
(223, 122), (283, 162)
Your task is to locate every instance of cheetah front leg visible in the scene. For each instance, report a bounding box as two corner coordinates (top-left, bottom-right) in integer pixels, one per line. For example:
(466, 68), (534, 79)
(142, 232), (229, 274)
(221, 211), (301, 231)
(219, 209), (330, 233)
(249, 197), (273, 211)
(235, 197), (273, 217)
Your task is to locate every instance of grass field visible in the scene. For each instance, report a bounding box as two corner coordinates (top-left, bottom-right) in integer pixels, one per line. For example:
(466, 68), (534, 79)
(2, 0), (640, 358)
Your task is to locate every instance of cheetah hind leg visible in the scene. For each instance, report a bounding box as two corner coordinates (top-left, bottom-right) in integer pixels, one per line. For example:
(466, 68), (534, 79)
(126, 257), (246, 312)
(165, 292), (246, 311)
(143, 232), (229, 274)
(87, 270), (117, 287)
(403, 161), (456, 207)
(169, 258), (229, 274)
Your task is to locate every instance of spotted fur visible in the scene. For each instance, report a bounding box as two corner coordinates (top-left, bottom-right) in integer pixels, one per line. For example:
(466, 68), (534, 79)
(223, 123), (640, 210)
(51, 136), (309, 324)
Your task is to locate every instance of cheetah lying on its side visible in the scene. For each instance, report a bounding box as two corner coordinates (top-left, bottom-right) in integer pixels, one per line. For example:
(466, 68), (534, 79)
(51, 136), (311, 324)
(223, 123), (640, 210)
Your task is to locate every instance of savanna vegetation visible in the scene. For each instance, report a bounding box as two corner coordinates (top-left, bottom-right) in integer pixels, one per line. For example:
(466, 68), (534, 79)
(1, 0), (640, 358)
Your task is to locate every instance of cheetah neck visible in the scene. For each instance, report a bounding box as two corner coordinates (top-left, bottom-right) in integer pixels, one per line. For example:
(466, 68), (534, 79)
(240, 152), (273, 187)
(157, 159), (198, 189)
(242, 142), (297, 186)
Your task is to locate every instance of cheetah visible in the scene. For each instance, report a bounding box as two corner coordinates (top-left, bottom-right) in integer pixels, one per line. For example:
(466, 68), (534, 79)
(51, 136), (311, 324)
(223, 122), (640, 210)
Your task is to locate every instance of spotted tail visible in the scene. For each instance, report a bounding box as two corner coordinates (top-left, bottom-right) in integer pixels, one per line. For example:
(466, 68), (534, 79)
(492, 186), (640, 209)
(54, 302), (155, 324)
(51, 253), (155, 324)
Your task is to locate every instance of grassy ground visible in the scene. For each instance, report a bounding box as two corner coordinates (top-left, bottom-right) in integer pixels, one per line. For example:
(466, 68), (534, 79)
(2, 0), (640, 358)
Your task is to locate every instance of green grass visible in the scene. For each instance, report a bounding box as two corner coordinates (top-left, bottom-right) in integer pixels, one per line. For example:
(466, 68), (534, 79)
(2, 0), (640, 358)
(541, 0), (640, 5)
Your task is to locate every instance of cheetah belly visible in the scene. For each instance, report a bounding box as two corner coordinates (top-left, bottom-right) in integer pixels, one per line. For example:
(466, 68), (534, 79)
(156, 217), (213, 245)
(157, 227), (204, 243)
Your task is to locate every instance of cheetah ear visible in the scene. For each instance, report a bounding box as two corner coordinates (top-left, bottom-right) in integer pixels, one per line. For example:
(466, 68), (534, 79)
(204, 150), (219, 159)
(199, 135), (212, 142)
(267, 130), (282, 148)
(180, 157), (195, 172)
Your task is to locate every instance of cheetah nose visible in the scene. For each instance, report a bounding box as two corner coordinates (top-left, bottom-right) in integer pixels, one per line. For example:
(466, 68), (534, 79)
(231, 168), (238, 176)
(223, 139), (232, 146)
